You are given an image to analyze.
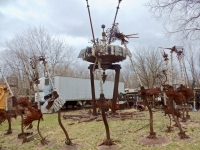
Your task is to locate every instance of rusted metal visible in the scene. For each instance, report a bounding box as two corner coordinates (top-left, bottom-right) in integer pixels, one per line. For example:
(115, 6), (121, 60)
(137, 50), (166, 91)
(0, 110), (17, 135)
(15, 97), (34, 139)
(139, 87), (157, 139)
(176, 84), (194, 119)
(112, 65), (121, 113)
(162, 84), (189, 139)
(97, 94), (115, 146)
(58, 109), (72, 145)
(63, 114), (91, 119)
(89, 65), (97, 116)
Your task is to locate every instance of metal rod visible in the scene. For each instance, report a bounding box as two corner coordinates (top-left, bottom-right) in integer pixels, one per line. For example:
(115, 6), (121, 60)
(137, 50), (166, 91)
(108, 0), (122, 44)
(86, 0), (96, 45)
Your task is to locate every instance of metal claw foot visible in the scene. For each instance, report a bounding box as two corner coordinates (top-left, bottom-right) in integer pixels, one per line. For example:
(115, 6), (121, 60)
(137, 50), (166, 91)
(165, 126), (173, 132)
(98, 139), (115, 146)
(178, 131), (189, 139)
(186, 115), (190, 119)
(18, 132), (33, 139)
(4, 129), (12, 135)
(65, 139), (72, 145)
(146, 132), (157, 139)
(41, 138), (50, 145)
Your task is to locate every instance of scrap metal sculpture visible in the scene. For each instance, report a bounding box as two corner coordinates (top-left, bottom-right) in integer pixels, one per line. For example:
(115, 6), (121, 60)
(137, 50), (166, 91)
(16, 96), (35, 139)
(107, 19), (163, 142)
(29, 56), (49, 145)
(37, 56), (72, 145)
(161, 46), (192, 121)
(79, 0), (169, 145)
(162, 84), (189, 139)
(78, 0), (129, 146)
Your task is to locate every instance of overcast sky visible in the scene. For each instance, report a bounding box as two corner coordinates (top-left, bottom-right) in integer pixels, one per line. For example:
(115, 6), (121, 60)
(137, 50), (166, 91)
(0, 0), (179, 54)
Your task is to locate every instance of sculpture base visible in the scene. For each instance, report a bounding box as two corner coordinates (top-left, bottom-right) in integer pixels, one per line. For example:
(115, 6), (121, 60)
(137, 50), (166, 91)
(139, 136), (169, 146)
(59, 144), (80, 150)
(98, 144), (119, 150)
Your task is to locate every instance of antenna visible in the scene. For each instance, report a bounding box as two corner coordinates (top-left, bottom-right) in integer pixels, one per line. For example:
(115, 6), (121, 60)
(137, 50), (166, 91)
(86, 0), (96, 45)
(108, 0), (122, 44)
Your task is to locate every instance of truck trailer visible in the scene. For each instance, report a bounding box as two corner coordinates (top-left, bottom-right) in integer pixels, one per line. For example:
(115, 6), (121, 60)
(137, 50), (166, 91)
(35, 76), (125, 110)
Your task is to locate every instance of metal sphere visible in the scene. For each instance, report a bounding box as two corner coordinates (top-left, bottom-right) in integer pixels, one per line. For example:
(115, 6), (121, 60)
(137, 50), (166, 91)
(101, 24), (105, 29)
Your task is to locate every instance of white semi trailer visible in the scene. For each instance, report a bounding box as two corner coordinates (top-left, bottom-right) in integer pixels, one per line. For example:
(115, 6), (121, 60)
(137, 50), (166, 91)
(35, 76), (124, 108)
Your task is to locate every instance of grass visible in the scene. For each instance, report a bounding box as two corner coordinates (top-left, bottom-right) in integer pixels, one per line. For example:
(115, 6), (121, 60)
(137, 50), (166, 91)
(1, 109), (200, 150)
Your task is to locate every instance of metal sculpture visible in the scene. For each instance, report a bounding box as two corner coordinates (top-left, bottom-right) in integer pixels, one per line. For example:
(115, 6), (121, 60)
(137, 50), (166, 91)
(162, 84), (189, 139)
(106, 23), (138, 45)
(29, 56), (49, 145)
(37, 56), (72, 145)
(16, 96), (35, 139)
(78, 0), (129, 146)
(107, 18), (163, 142)
(176, 84), (194, 119)
(161, 46), (193, 122)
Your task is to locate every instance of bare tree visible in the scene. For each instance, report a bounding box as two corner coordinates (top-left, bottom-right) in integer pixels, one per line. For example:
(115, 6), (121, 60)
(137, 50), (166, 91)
(0, 26), (76, 95)
(123, 46), (164, 88)
(183, 44), (200, 88)
(146, 0), (200, 40)
(121, 62), (137, 88)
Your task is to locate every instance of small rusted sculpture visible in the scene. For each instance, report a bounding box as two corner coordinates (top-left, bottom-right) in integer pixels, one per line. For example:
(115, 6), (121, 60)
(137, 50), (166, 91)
(16, 97), (35, 139)
(176, 84), (194, 119)
(36, 56), (72, 145)
(163, 99), (182, 132)
(163, 84), (189, 139)
(138, 86), (162, 139)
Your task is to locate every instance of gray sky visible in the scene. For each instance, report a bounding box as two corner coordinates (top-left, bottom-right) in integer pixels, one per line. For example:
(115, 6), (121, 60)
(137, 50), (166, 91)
(0, 0), (179, 53)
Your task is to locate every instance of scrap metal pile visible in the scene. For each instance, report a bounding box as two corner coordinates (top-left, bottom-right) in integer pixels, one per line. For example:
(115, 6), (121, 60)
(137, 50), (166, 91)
(62, 110), (147, 123)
